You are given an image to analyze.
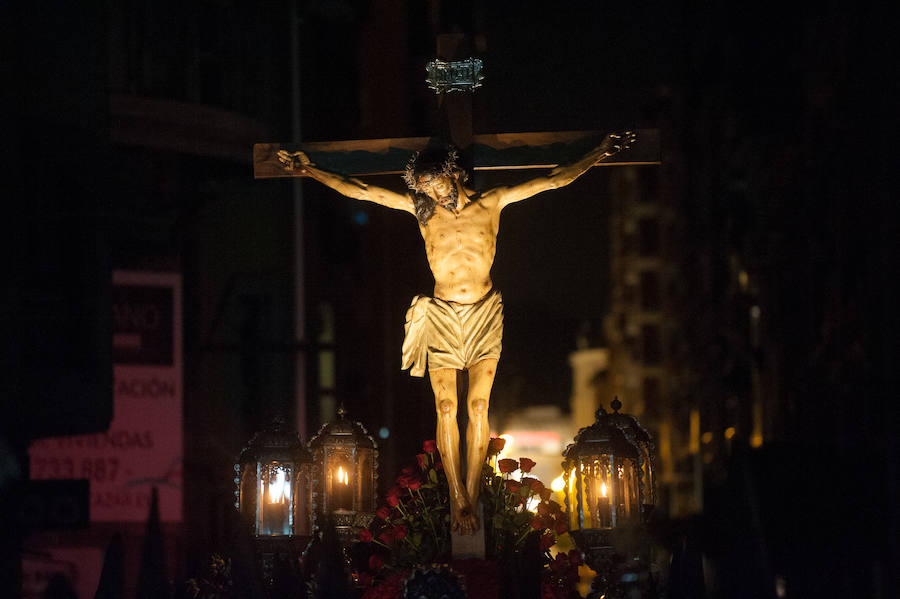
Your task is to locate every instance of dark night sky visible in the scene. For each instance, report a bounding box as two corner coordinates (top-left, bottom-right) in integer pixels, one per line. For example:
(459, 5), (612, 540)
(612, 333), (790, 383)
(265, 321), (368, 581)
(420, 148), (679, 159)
(2, 2), (896, 595)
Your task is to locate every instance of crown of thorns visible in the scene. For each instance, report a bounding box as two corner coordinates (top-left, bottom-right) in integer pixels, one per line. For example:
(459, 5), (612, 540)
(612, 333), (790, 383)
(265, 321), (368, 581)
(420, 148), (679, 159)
(403, 146), (465, 192)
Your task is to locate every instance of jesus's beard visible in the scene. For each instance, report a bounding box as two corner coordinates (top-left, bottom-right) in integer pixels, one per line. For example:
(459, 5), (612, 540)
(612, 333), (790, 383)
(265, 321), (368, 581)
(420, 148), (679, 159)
(436, 185), (459, 211)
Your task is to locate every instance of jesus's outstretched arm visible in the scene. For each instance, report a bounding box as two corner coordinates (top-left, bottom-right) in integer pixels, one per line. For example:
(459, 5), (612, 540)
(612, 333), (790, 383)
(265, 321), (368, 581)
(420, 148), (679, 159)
(483, 131), (636, 210)
(277, 150), (414, 215)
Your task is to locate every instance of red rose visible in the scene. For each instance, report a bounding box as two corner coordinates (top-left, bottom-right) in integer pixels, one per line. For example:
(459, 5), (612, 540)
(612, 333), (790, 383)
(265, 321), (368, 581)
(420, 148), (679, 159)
(416, 453), (426, 468)
(506, 480), (522, 493)
(359, 528), (373, 542)
(530, 516), (546, 530)
(376, 506), (390, 520)
(537, 502), (550, 515)
(539, 488), (552, 502)
(392, 524), (408, 541)
(519, 457), (536, 473)
(540, 533), (555, 551)
(550, 555), (568, 573)
(498, 458), (518, 473)
(553, 518), (568, 535)
(408, 478), (422, 491)
(434, 461), (444, 471)
(357, 572), (373, 587)
(386, 493), (400, 507)
(423, 440), (437, 453)
(396, 474), (412, 488)
(369, 554), (384, 571)
(487, 437), (506, 456)
(548, 500), (562, 514)
(523, 477), (545, 493)
(378, 530), (393, 545)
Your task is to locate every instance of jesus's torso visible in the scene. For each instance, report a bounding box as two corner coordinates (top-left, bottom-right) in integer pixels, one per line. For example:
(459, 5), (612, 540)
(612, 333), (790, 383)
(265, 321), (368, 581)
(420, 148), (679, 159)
(418, 187), (501, 305)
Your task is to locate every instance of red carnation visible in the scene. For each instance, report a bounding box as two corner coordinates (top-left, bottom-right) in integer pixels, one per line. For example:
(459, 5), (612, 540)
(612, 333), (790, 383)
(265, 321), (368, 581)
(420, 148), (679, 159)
(548, 500), (562, 514)
(378, 530), (393, 545)
(369, 554), (384, 571)
(530, 516), (546, 530)
(498, 458), (518, 473)
(423, 439), (437, 453)
(375, 506), (390, 520)
(519, 457), (536, 473)
(392, 524), (408, 541)
(553, 518), (568, 535)
(537, 502), (550, 516)
(506, 479), (522, 493)
(408, 478), (422, 491)
(359, 528), (373, 542)
(487, 437), (506, 456)
(540, 533), (555, 551)
(416, 453), (426, 468)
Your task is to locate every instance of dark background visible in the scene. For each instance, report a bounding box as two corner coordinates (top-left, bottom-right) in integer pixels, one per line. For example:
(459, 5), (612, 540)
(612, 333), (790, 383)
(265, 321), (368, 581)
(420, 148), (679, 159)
(1, 1), (896, 597)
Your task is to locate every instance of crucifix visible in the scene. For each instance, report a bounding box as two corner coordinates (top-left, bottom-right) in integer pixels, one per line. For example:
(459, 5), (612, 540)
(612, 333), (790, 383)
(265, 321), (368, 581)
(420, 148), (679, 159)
(254, 34), (659, 550)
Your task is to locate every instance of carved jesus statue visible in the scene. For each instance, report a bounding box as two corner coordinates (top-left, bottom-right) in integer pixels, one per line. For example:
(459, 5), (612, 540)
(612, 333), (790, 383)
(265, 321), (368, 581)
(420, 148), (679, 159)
(277, 132), (633, 534)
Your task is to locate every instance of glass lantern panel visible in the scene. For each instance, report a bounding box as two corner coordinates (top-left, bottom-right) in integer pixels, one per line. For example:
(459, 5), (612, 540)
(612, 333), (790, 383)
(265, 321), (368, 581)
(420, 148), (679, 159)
(583, 455), (613, 529)
(258, 461), (293, 536)
(357, 448), (375, 512)
(612, 456), (641, 527)
(328, 455), (354, 512)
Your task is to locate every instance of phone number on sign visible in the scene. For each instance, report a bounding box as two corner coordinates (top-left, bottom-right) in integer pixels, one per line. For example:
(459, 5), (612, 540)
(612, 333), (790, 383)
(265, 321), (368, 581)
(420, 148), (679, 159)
(31, 457), (120, 482)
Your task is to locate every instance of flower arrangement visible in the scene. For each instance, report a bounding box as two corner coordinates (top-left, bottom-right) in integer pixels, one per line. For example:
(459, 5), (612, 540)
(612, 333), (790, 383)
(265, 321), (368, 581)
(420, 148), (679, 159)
(361, 440), (450, 572)
(355, 438), (580, 599)
(480, 437), (569, 558)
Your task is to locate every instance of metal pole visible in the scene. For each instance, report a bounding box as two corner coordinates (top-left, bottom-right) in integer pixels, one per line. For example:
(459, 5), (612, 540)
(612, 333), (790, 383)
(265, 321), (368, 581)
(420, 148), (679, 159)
(290, 1), (307, 438)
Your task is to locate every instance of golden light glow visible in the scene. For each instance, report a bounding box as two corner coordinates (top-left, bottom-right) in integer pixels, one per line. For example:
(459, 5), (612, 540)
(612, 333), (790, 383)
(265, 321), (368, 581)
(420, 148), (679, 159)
(701, 431), (713, 444)
(750, 432), (763, 448)
(600, 481), (608, 497)
(724, 426), (736, 440)
(551, 475), (566, 492)
(689, 410), (700, 454)
(337, 465), (350, 485)
(268, 468), (290, 504)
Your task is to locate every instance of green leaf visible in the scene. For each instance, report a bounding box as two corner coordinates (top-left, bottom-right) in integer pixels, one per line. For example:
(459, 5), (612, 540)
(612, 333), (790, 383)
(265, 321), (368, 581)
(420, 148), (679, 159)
(429, 470), (438, 483)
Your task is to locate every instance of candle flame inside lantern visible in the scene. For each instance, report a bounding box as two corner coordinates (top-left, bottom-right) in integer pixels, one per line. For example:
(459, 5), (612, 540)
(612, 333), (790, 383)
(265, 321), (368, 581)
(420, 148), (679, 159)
(268, 467), (290, 504)
(337, 465), (349, 485)
(600, 482), (608, 497)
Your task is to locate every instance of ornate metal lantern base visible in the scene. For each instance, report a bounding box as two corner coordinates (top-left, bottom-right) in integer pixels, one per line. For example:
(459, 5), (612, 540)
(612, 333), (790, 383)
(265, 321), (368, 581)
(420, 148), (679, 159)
(572, 529), (655, 599)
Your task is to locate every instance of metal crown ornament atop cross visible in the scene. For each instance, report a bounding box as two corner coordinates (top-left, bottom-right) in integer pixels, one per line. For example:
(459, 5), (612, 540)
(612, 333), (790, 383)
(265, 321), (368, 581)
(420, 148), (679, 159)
(425, 58), (484, 94)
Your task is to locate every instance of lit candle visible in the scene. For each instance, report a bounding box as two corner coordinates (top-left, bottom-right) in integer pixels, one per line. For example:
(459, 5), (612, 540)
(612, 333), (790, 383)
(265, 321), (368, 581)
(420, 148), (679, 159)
(261, 465), (291, 535)
(334, 465), (352, 510)
(597, 480), (612, 528)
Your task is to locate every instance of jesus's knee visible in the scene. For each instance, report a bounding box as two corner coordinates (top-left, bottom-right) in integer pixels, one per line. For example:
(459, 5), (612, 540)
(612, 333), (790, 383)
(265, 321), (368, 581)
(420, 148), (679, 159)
(468, 397), (488, 417)
(437, 399), (457, 417)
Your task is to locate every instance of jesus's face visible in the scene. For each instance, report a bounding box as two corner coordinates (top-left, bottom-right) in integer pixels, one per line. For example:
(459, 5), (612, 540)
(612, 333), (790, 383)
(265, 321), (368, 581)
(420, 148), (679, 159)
(418, 174), (458, 209)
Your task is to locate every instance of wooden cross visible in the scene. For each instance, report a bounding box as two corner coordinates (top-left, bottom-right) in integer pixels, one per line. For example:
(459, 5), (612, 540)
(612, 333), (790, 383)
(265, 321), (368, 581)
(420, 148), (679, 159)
(254, 36), (658, 181)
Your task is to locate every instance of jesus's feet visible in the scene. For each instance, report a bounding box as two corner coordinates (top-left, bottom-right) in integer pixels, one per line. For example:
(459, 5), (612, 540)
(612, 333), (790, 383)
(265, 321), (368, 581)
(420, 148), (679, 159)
(450, 498), (479, 535)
